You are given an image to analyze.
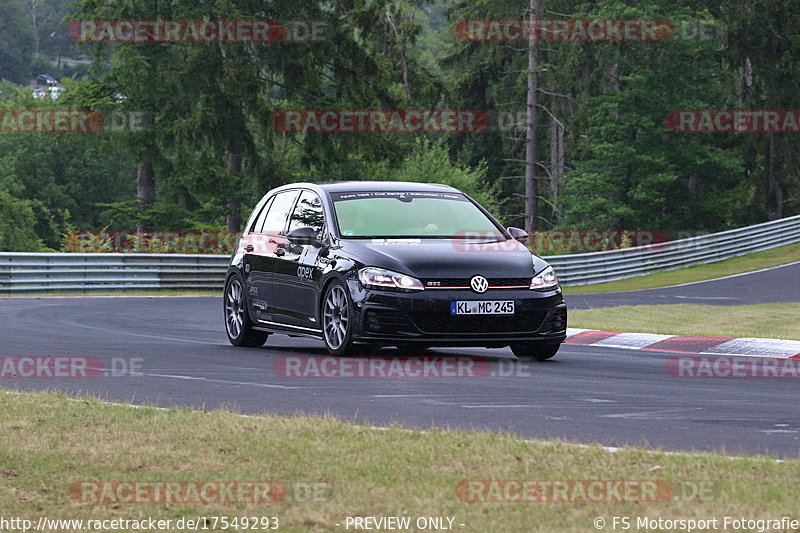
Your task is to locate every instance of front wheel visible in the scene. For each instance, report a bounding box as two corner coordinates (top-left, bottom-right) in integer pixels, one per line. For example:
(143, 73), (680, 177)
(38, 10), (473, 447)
(511, 342), (560, 361)
(321, 280), (358, 356)
(224, 273), (269, 347)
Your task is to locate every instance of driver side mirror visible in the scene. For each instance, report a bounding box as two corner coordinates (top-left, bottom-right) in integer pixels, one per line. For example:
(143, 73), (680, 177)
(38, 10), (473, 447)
(506, 227), (529, 242)
(287, 226), (325, 248)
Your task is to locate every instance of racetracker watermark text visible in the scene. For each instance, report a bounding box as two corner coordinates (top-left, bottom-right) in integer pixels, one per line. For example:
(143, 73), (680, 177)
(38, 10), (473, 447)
(457, 480), (716, 503)
(69, 481), (332, 504)
(667, 356), (800, 378)
(69, 20), (326, 43)
(1, 111), (150, 133)
(450, 229), (670, 254)
(456, 19), (722, 42)
(456, 19), (672, 42)
(667, 110), (800, 133)
(65, 230), (238, 254)
(0, 357), (142, 378)
(273, 110), (491, 133)
(272, 356), (538, 378)
(1, 111), (102, 133)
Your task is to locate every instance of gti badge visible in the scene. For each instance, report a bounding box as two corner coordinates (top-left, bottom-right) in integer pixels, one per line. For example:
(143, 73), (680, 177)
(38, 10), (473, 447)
(470, 275), (489, 294)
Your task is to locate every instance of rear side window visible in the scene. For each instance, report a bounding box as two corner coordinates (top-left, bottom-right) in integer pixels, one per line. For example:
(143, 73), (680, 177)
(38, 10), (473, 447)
(259, 190), (300, 235)
(248, 195), (275, 233)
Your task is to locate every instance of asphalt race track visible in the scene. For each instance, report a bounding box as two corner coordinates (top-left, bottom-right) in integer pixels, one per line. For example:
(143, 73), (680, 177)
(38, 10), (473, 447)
(2, 277), (799, 457)
(565, 261), (800, 309)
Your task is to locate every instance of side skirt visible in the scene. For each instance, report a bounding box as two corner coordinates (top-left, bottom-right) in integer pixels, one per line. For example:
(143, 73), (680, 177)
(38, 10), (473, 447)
(255, 319), (323, 339)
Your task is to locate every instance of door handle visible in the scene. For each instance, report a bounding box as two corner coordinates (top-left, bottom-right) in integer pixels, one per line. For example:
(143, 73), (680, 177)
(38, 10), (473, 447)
(275, 249), (285, 257)
(244, 244), (254, 252)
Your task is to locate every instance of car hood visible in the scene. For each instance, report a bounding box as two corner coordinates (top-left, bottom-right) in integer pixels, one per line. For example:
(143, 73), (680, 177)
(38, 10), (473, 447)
(339, 238), (550, 279)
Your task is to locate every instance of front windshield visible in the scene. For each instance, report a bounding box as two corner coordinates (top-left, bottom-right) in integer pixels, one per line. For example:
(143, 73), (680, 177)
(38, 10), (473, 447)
(331, 191), (503, 239)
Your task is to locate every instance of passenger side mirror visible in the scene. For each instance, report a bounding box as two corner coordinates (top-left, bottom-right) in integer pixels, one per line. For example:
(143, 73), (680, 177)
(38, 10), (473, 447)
(287, 226), (324, 248)
(507, 227), (529, 242)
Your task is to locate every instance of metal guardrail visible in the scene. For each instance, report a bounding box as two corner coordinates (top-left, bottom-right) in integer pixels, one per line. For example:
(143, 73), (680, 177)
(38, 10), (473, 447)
(1, 215), (799, 293)
(545, 214), (800, 286)
(0, 253), (228, 293)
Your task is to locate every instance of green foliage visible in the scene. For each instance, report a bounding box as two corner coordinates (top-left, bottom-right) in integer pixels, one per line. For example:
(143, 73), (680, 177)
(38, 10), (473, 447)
(0, 80), (26, 103)
(376, 138), (498, 214)
(0, 0), (34, 84)
(0, 83), (133, 249)
(91, 200), (207, 232)
(1, 0), (800, 250)
(557, 4), (750, 231)
(0, 0), (83, 84)
(0, 190), (47, 251)
(722, 0), (800, 219)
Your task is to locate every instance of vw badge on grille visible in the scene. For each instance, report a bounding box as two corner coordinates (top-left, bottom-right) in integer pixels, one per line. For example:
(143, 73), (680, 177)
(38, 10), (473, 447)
(470, 275), (489, 294)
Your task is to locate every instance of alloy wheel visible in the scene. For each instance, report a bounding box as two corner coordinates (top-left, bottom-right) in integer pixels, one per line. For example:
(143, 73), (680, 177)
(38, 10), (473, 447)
(225, 278), (245, 339)
(323, 284), (349, 349)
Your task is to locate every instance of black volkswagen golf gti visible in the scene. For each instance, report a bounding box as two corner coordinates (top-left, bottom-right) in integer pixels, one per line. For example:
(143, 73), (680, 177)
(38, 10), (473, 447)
(224, 181), (567, 360)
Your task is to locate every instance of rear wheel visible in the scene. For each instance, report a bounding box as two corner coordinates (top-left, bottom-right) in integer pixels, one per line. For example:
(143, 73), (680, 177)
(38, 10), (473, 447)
(511, 342), (560, 361)
(321, 280), (358, 356)
(224, 273), (269, 347)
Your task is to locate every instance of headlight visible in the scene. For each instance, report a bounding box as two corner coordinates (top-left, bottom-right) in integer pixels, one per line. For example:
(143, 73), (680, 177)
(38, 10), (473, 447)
(358, 267), (424, 291)
(530, 265), (558, 290)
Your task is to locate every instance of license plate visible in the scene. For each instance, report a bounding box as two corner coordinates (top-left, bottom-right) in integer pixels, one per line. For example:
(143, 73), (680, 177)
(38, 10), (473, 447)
(450, 300), (515, 315)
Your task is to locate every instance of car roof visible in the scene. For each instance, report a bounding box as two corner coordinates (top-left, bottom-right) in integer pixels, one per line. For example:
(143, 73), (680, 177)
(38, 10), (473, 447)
(272, 181), (459, 194)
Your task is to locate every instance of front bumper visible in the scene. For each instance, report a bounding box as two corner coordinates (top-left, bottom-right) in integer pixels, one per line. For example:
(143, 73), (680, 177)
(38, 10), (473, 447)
(348, 280), (567, 346)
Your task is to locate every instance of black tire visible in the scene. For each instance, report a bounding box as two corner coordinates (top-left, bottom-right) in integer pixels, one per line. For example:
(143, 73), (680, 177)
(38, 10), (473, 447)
(511, 342), (560, 361)
(321, 279), (358, 356)
(224, 273), (269, 347)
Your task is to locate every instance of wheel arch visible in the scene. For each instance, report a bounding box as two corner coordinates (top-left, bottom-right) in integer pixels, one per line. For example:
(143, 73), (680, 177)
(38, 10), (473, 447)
(225, 267), (259, 325)
(317, 271), (349, 325)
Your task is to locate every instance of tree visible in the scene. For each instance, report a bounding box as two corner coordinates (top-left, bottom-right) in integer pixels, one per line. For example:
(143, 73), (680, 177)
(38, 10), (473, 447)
(0, 0), (34, 83)
(372, 137), (497, 212)
(443, 0), (572, 231)
(560, 4), (746, 231)
(0, 81), (133, 248)
(524, 0), (540, 233)
(0, 189), (46, 251)
(722, 0), (800, 220)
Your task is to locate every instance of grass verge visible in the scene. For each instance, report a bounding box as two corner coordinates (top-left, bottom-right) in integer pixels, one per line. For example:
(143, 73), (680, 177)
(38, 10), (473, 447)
(564, 242), (800, 294)
(1, 390), (798, 532)
(569, 303), (800, 340)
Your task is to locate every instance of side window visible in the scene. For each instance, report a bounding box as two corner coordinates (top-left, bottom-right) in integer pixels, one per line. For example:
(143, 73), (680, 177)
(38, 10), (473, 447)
(287, 191), (325, 240)
(260, 190), (300, 235)
(249, 195), (275, 234)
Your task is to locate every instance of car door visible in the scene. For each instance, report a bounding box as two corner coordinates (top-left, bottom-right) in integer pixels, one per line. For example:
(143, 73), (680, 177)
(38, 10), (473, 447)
(243, 189), (300, 323)
(271, 189), (327, 330)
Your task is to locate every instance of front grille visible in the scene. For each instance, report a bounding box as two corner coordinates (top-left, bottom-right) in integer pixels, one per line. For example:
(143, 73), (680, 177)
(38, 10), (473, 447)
(424, 277), (530, 289)
(410, 312), (547, 334)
